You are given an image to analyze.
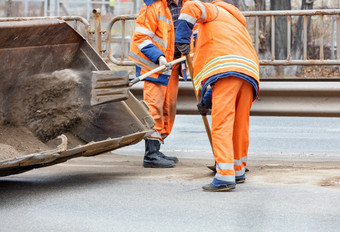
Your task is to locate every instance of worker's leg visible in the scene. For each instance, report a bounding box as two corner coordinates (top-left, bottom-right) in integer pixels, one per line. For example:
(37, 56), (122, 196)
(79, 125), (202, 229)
(161, 63), (180, 138)
(210, 77), (243, 186)
(143, 81), (166, 141)
(233, 79), (253, 183)
(157, 64), (180, 163)
(143, 81), (175, 168)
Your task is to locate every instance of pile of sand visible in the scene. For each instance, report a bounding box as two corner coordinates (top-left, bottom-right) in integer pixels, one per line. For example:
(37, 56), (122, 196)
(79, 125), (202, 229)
(0, 144), (20, 161)
(4, 69), (86, 141)
(0, 124), (49, 161)
(0, 69), (88, 162)
(0, 124), (85, 162)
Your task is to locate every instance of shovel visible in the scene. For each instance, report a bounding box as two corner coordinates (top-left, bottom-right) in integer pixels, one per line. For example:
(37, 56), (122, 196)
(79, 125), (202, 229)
(185, 54), (216, 172)
(91, 56), (188, 106)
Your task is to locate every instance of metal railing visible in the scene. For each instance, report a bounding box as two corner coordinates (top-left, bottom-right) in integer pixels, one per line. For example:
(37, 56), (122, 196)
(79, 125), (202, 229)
(55, 0), (137, 20)
(6, 0), (45, 17)
(107, 14), (136, 65)
(4, 0), (138, 20)
(56, 0), (119, 20)
(244, 9), (340, 65)
(5, 3), (340, 66)
(105, 9), (340, 66)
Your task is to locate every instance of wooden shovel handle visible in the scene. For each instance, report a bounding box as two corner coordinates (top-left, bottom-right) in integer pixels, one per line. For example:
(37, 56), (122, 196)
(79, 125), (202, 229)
(129, 56), (188, 86)
(185, 54), (213, 150)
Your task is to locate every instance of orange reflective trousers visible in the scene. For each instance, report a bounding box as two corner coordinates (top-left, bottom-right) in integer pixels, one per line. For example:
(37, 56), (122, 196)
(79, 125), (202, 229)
(211, 76), (253, 182)
(143, 63), (180, 141)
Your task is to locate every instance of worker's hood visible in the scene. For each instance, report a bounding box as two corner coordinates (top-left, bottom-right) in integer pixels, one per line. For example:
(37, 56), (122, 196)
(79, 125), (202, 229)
(143, 0), (165, 7)
(212, 0), (246, 26)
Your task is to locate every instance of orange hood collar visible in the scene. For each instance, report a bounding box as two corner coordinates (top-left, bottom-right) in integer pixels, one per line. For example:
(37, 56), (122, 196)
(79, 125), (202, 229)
(212, 0), (246, 26)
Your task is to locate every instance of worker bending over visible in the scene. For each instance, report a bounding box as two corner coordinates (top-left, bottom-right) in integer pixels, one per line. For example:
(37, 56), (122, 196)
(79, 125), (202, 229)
(129, 0), (189, 168)
(175, 0), (260, 191)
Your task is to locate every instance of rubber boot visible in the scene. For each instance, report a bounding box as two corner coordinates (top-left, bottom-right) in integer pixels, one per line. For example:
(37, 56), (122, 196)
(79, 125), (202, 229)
(153, 139), (179, 163)
(143, 139), (175, 168)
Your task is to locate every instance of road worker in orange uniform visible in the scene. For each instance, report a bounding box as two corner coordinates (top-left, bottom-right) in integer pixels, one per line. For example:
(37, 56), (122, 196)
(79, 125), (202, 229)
(129, 0), (189, 168)
(175, 0), (260, 191)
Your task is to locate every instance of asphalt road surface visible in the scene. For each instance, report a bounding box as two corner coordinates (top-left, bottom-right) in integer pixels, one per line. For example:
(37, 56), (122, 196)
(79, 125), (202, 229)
(0, 116), (339, 232)
(119, 115), (340, 161)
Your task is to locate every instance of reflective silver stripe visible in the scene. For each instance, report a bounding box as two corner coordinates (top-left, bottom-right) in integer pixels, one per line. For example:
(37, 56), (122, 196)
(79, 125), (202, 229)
(149, 131), (162, 138)
(135, 27), (167, 48)
(138, 63), (170, 76)
(136, 63), (150, 71)
(153, 35), (167, 48)
(234, 157), (248, 166)
(129, 51), (171, 75)
(216, 163), (234, 171)
(128, 51), (159, 69)
(148, 131), (164, 143)
(215, 173), (235, 182)
(193, 0), (207, 22)
(178, 13), (197, 25)
(157, 15), (171, 24)
(135, 27), (155, 37)
(137, 40), (153, 51)
(235, 167), (246, 177)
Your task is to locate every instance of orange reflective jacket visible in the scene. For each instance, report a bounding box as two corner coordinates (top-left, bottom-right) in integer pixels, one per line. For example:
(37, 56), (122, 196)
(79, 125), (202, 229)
(129, 0), (189, 85)
(176, 0), (260, 98)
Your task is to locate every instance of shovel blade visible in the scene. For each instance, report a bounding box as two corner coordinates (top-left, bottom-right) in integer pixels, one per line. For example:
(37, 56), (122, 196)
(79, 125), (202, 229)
(91, 70), (129, 106)
(206, 164), (216, 172)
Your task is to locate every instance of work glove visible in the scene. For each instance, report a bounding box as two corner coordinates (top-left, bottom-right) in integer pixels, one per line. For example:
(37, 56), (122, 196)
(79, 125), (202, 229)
(175, 43), (190, 55)
(174, 47), (182, 59)
(158, 56), (171, 69)
(197, 103), (210, 116)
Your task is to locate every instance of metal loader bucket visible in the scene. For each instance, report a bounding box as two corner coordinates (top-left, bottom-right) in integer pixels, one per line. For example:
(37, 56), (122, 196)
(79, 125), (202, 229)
(0, 18), (154, 177)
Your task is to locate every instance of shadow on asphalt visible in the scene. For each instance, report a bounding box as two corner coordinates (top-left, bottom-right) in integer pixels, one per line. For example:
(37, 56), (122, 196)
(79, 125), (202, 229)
(0, 171), (139, 206)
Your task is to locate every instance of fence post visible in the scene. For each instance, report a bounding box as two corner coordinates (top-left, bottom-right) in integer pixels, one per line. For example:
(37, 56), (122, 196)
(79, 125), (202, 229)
(86, 0), (90, 21)
(93, 8), (102, 55)
(6, 0), (12, 17)
(337, 15), (340, 71)
(50, 0), (56, 16)
(24, 0), (28, 16)
(331, 15), (335, 60)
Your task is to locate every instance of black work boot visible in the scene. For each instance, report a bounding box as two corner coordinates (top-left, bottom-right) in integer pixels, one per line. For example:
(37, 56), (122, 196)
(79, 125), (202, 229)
(160, 135), (179, 163)
(159, 152), (179, 163)
(153, 139), (179, 163)
(143, 139), (175, 168)
(202, 183), (236, 192)
(202, 177), (236, 192)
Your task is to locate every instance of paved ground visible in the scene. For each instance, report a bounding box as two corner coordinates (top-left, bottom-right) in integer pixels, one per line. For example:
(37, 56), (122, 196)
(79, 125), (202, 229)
(1, 116), (340, 231)
(0, 154), (339, 232)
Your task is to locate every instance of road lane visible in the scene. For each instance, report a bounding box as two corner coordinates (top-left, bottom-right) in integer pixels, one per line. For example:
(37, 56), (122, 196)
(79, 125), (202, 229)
(117, 115), (340, 161)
